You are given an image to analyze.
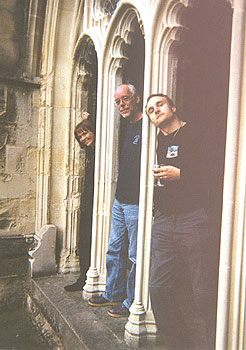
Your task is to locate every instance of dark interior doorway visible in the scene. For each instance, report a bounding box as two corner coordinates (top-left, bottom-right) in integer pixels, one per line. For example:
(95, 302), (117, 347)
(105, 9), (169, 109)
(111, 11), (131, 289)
(119, 16), (145, 146)
(179, 0), (232, 224)
(174, 1), (233, 340)
(122, 16), (145, 106)
(78, 37), (98, 284)
(116, 15), (145, 274)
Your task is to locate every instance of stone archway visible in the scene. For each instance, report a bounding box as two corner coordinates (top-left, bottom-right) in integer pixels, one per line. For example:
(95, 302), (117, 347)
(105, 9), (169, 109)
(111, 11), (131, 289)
(76, 37), (98, 115)
(124, 0), (233, 346)
(175, 1), (233, 346)
(179, 0), (232, 225)
(83, 5), (146, 299)
(60, 36), (98, 273)
(122, 16), (145, 100)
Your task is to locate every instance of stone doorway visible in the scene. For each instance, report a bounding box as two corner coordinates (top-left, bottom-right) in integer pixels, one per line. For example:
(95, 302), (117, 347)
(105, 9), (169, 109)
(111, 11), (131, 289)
(60, 36), (98, 274)
(179, 0), (232, 224)
(175, 0), (233, 342)
(77, 36), (98, 284)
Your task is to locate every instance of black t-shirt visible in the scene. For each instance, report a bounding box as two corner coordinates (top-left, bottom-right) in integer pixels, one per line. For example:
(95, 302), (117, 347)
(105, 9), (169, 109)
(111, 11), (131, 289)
(115, 118), (142, 204)
(154, 123), (209, 215)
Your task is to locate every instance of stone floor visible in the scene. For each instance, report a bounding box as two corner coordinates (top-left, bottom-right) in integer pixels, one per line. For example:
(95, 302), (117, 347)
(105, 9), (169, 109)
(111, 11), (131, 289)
(28, 274), (161, 350)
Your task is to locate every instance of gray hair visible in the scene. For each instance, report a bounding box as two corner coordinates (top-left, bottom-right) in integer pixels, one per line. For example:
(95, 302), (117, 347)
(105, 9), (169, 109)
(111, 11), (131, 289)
(127, 83), (137, 98)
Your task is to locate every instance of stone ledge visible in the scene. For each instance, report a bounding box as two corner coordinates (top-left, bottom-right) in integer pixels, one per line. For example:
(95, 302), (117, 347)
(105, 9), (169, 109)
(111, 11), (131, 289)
(26, 275), (134, 350)
(0, 234), (33, 311)
(0, 276), (26, 312)
(0, 234), (34, 260)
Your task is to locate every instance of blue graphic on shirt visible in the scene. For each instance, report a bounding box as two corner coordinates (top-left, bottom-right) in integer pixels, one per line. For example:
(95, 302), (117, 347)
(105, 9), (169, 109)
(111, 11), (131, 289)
(133, 135), (140, 145)
(166, 145), (179, 158)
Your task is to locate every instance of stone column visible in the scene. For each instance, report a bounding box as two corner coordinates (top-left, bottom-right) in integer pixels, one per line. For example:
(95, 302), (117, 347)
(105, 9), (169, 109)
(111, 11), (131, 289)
(36, 0), (60, 232)
(83, 73), (118, 298)
(125, 111), (157, 347)
(216, 1), (246, 349)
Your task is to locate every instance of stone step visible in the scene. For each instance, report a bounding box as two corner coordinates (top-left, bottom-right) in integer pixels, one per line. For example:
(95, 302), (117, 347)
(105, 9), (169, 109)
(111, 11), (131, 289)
(26, 275), (135, 350)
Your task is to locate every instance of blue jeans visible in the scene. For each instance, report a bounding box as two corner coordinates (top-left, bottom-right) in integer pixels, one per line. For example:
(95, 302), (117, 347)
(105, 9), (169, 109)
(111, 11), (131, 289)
(103, 199), (139, 309)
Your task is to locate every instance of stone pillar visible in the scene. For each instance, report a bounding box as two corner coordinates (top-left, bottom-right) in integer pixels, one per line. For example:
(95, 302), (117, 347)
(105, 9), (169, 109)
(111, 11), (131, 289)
(36, 0), (60, 233)
(216, 1), (246, 349)
(83, 73), (117, 298)
(125, 112), (157, 347)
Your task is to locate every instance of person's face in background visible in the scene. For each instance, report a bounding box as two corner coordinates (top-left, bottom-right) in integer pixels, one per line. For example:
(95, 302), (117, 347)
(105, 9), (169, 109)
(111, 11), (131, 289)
(114, 85), (140, 122)
(76, 128), (95, 148)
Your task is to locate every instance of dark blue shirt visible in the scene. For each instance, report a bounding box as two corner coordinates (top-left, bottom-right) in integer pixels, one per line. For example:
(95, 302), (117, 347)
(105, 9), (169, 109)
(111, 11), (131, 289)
(115, 118), (142, 204)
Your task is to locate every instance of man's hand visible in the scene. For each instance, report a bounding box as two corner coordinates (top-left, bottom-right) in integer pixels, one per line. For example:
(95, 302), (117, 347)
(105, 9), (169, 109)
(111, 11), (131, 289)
(152, 165), (180, 182)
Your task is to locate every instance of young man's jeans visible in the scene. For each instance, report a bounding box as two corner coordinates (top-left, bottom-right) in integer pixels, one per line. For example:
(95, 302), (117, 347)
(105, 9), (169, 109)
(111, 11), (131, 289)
(103, 199), (139, 309)
(149, 208), (220, 350)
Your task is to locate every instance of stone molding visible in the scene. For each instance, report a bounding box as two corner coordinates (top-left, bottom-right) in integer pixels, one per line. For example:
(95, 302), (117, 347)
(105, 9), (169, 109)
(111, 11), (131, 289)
(36, 0), (60, 232)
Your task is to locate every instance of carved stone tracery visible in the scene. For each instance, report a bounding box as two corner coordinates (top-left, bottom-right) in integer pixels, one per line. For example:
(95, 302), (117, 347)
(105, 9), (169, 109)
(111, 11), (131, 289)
(61, 35), (98, 273)
(110, 8), (143, 71)
(102, 0), (120, 15)
(92, 0), (120, 20)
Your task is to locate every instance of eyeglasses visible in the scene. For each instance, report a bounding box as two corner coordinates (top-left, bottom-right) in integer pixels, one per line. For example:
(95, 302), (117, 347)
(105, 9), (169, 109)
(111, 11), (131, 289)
(114, 96), (131, 106)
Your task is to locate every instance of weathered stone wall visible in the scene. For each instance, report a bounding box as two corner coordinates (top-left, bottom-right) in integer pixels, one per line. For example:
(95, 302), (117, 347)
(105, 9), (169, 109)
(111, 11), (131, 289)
(0, 0), (42, 237)
(0, 0), (27, 77)
(0, 84), (39, 236)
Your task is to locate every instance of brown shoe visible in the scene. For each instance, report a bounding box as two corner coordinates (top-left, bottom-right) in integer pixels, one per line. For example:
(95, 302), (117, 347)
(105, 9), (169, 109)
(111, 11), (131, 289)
(88, 295), (121, 307)
(107, 305), (130, 318)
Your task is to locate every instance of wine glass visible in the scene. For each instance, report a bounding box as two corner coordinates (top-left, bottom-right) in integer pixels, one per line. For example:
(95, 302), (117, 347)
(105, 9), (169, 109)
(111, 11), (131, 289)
(153, 164), (165, 187)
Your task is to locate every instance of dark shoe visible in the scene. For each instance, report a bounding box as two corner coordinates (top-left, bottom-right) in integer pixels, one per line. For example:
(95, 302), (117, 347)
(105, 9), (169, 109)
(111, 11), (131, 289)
(88, 295), (121, 307)
(107, 305), (130, 318)
(64, 277), (84, 292)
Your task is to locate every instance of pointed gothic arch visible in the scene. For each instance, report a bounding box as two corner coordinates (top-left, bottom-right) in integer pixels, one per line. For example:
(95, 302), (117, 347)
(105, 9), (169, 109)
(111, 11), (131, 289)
(149, 0), (232, 101)
(147, 0), (192, 101)
(149, 0), (232, 206)
(83, 3), (145, 298)
(107, 5), (144, 80)
(126, 0), (233, 345)
(60, 35), (98, 273)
